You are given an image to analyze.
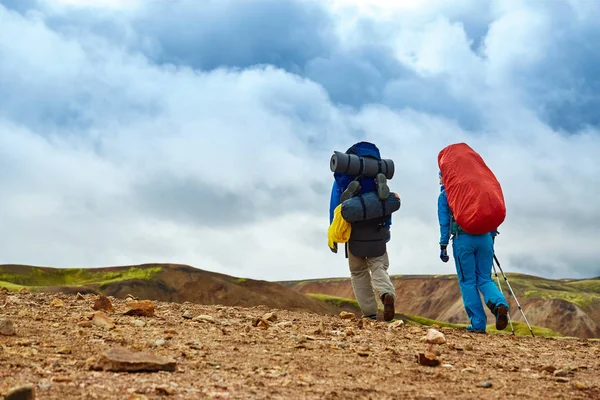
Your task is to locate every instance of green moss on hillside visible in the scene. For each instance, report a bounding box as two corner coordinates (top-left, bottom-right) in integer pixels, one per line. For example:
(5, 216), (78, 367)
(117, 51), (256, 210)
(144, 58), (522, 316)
(0, 266), (162, 291)
(307, 293), (360, 310)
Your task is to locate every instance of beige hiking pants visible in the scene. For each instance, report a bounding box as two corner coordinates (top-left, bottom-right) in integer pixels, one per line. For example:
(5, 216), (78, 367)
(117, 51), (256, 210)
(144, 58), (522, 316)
(348, 248), (396, 316)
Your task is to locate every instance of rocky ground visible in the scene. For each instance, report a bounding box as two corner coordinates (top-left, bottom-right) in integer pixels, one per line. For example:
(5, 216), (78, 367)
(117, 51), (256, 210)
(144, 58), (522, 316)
(1, 289), (599, 400)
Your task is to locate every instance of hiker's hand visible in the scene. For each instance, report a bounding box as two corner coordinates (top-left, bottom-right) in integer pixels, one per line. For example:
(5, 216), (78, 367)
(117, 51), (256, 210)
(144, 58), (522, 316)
(440, 245), (449, 263)
(330, 243), (338, 253)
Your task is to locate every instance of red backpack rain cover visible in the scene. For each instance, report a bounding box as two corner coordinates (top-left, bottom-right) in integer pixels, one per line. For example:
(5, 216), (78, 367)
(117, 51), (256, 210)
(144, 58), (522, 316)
(438, 143), (506, 235)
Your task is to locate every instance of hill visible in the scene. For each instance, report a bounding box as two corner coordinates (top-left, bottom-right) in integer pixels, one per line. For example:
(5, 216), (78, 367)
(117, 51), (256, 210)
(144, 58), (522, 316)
(280, 273), (600, 339)
(0, 291), (598, 399)
(0, 263), (348, 316)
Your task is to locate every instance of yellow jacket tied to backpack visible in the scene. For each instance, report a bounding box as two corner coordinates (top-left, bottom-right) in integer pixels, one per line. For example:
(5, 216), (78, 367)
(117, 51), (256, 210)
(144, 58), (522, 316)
(328, 204), (351, 249)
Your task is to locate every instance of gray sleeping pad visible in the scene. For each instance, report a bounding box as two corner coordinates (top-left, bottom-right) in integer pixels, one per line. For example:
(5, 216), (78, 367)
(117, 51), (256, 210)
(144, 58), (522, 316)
(341, 191), (401, 223)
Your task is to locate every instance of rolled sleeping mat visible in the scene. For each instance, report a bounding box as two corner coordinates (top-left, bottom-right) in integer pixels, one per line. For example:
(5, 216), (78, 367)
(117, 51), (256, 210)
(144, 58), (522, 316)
(330, 151), (395, 180)
(341, 191), (401, 223)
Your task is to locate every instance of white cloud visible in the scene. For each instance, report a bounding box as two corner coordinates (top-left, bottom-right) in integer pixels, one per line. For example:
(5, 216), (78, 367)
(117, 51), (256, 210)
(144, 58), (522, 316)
(0, 0), (598, 280)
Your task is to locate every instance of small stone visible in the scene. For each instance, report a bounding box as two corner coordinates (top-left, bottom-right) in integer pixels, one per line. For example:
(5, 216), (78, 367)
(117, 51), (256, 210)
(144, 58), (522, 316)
(56, 347), (71, 354)
(541, 365), (556, 374)
(192, 315), (216, 324)
(441, 364), (454, 368)
(0, 318), (16, 336)
(262, 312), (277, 322)
(77, 321), (93, 328)
(481, 381), (493, 388)
(53, 376), (72, 383)
(553, 369), (569, 377)
(339, 311), (356, 320)
(573, 381), (587, 390)
(416, 352), (440, 367)
(555, 377), (570, 383)
(276, 321), (293, 328)
(128, 395), (149, 400)
(125, 294), (137, 301)
(425, 328), (446, 344)
(461, 367), (475, 373)
(182, 310), (194, 319)
(93, 295), (113, 312)
(37, 379), (52, 390)
(5, 384), (35, 400)
(91, 347), (177, 372)
(155, 385), (174, 395)
(76, 293), (85, 300)
(154, 339), (166, 347)
(313, 320), (324, 334)
(124, 300), (155, 317)
(465, 344), (473, 351)
(388, 320), (405, 330)
(50, 298), (65, 307)
(132, 319), (146, 328)
(18, 287), (30, 294)
(92, 311), (115, 330)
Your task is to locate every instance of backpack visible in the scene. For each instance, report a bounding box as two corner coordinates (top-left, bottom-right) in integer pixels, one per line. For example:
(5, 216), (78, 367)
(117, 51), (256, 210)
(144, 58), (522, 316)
(333, 141), (381, 195)
(438, 143), (506, 235)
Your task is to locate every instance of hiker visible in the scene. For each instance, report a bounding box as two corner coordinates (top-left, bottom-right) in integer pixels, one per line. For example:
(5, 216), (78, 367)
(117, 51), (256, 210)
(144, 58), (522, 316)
(437, 169), (509, 333)
(328, 141), (397, 321)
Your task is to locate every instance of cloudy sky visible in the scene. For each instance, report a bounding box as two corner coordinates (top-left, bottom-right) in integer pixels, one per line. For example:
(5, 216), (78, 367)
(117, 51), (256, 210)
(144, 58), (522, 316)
(1, 0), (598, 281)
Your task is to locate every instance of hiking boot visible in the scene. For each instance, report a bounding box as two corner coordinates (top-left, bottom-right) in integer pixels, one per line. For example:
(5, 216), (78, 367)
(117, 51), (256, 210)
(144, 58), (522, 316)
(382, 293), (395, 322)
(340, 180), (361, 203)
(363, 314), (377, 320)
(375, 173), (390, 200)
(495, 304), (508, 331)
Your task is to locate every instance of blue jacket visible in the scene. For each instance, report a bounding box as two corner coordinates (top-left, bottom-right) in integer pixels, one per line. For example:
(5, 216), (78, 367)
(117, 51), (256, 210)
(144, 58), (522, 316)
(437, 185), (451, 245)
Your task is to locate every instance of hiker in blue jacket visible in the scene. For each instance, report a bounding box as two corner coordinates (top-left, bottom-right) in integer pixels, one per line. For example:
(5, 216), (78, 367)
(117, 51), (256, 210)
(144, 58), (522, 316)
(438, 171), (509, 333)
(329, 141), (396, 322)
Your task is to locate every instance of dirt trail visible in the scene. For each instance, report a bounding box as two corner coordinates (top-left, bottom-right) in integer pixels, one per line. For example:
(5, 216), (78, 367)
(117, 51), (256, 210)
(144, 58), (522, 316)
(1, 291), (599, 399)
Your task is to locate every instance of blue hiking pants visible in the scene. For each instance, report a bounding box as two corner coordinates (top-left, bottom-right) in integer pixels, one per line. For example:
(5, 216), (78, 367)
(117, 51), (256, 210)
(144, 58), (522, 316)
(452, 233), (509, 330)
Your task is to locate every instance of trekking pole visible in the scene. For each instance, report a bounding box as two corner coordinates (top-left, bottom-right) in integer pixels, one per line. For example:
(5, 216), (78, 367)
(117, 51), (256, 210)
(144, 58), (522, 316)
(493, 255), (535, 337)
(492, 262), (515, 336)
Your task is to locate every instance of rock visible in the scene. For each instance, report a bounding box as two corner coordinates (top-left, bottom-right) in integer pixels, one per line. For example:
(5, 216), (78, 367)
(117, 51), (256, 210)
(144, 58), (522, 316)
(553, 369), (569, 377)
(0, 318), (16, 336)
(416, 352), (440, 367)
(182, 310), (194, 319)
(91, 347), (177, 372)
(193, 315), (216, 324)
(481, 381), (493, 388)
(425, 328), (446, 344)
(18, 287), (30, 294)
(555, 377), (570, 383)
(77, 321), (93, 328)
(50, 298), (65, 307)
(262, 312), (277, 322)
(388, 320), (405, 330)
(92, 311), (115, 330)
(465, 344), (473, 351)
(313, 321), (324, 335)
(4, 384), (35, 400)
(339, 311), (356, 320)
(56, 347), (71, 354)
(93, 295), (113, 312)
(53, 376), (72, 383)
(128, 395), (149, 400)
(442, 364), (454, 368)
(76, 292), (85, 300)
(276, 321), (293, 328)
(541, 365), (557, 374)
(132, 319), (146, 328)
(461, 367), (475, 373)
(124, 300), (155, 317)
(125, 294), (138, 301)
(155, 385), (174, 395)
(572, 381), (587, 390)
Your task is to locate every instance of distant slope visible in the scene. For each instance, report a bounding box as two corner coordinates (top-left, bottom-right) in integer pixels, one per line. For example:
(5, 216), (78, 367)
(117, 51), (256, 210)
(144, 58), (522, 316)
(0, 264), (338, 315)
(280, 274), (600, 339)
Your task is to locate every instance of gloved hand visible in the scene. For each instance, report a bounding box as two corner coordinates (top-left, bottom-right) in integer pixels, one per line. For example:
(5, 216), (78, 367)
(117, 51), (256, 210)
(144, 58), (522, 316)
(440, 245), (449, 263)
(330, 242), (338, 253)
